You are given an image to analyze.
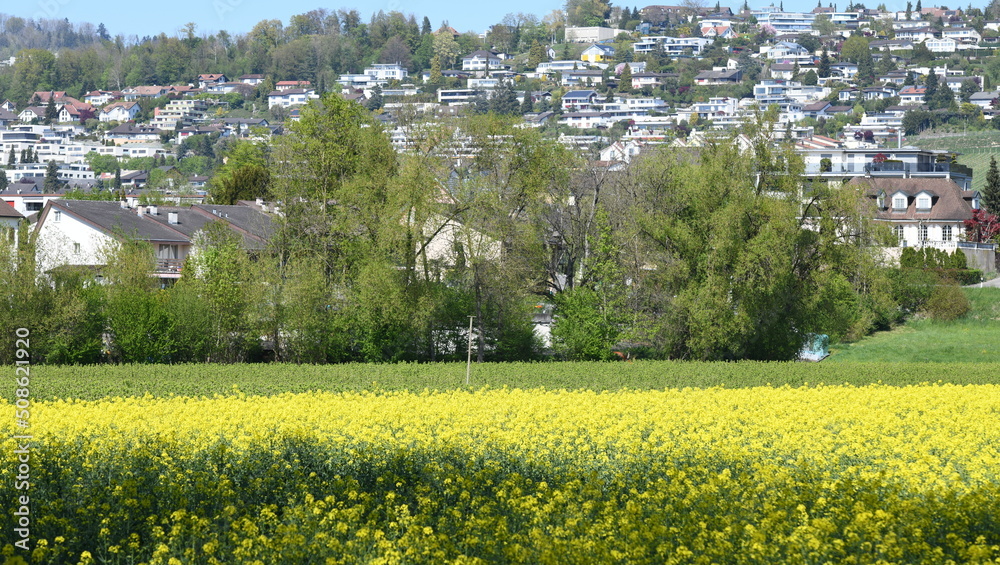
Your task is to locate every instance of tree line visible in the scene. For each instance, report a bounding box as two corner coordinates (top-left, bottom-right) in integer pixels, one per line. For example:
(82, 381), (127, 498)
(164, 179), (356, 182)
(0, 8), (570, 108)
(0, 99), (969, 365)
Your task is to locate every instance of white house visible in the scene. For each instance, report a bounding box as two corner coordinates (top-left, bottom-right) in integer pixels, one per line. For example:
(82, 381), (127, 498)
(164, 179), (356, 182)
(851, 176), (982, 254)
(0, 202), (24, 229)
(35, 200), (191, 279)
(564, 26), (628, 43)
(924, 37), (959, 53)
(761, 41), (814, 64)
(562, 90), (600, 111)
(84, 90), (121, 106)
(366, 63), (408, 82)
(99, 101), (141, 123)
(898, 85), (927, 105)
(461, 50), (502, 72)
(267, 88), (318, 109)
(561, 70), (605, 87)
(941, 27), (981, 44)
(894, 27), (938, 43)
(34, 201), (272, 282)
(632, 36), (711, 56)
(197, 74), (228, 89)
(238, 74), (264, 85)
(599, 139), (643, 165)
(557, 111), (614, 129)
(969, 91), (999, 110)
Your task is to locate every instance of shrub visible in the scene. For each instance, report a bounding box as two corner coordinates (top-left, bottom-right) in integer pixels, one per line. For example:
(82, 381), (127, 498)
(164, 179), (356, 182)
(922, 282), (971, 321)
(890, 268), (940, 314)
(949, 249), (968, 269)
(940, 268), (982, 286)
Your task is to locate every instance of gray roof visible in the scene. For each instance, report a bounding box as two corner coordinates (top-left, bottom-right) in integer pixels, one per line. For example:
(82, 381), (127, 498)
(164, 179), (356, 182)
(563, 90), (599, 100)
(969, 91), (999, 101)
(44, 200), (274, 250)
(48, 200), (190, 242)
(192, 204), (273, 249)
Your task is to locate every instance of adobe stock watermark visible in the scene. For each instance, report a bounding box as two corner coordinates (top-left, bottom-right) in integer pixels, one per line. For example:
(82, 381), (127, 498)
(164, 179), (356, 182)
(33, 0), (72, 22)
(214, 0), (243, 23)
(12, 328), (33, 553)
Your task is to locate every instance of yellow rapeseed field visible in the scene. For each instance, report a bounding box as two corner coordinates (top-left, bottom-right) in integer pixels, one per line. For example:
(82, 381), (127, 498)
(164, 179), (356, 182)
(2, 385), (1000, 564)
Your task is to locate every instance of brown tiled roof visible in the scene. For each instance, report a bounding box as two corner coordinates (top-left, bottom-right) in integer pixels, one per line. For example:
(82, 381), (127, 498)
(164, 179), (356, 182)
(848, 176), (976, 222)
(0, 202), (23, 218)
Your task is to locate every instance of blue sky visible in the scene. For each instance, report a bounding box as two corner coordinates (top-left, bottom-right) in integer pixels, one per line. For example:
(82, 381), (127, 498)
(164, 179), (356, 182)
(6, 0), (563, 38)
(7, 0), (919, 39)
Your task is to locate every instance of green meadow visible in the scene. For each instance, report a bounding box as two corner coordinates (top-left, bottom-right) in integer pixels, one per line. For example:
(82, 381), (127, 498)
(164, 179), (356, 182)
(829, 287), (1000, 362)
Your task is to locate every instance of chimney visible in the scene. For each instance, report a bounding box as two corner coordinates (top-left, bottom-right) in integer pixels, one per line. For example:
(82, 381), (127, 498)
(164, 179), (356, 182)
(168, 212), (179, 225)
(137, 206), (144, 217)
(148, 205), (157, 215)
(120, 199), (128, 209)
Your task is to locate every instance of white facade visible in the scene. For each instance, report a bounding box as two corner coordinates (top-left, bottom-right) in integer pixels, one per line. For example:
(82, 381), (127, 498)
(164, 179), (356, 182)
(632, 36), (711, 56)
(752, 11), (816, 34)
(268, 89), (318, 109)
(365, 63), (408, 82)
(557, 112), (613, 129)
(564, 26), (629, 43)
(461, 51), (502, 71)
(99, 102), (140, 123)
(925, 38), (958, 53)
(35, 205), (116, 274)
(536, 60), (589, 74)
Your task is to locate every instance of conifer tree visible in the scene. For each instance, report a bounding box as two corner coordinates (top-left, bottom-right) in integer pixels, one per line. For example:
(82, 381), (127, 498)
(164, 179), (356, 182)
(44, 96), (58, 124)
(924, 68), (938, 106)
(619, 64), (633, 92)
(44, 160), (60, 192)
(984, 156), (1000, 214)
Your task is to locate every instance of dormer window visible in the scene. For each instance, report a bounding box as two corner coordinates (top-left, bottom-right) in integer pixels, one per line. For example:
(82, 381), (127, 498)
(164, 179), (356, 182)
(892, 194), (907, 211)
(876, 192), (886, 209)
(915, 193), (932, 211)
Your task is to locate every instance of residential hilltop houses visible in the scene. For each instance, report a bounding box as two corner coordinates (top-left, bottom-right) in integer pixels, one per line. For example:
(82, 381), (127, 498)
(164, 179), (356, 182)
(5, 2), (1000, 277)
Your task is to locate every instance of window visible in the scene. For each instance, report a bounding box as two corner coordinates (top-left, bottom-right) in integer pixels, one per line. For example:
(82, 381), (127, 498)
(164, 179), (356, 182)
(53, 210), (61, 222)
(73, 242), (80, 254)
(916, 195), (931, 210)
(942, 225), (952, 242)
(25, 202), (43, 212)
(877, 192), (886, 209)
(892, 195), (907, 210)
(893, 225), (904, 243)
(919, 224), (928, 242)
(158, 244), (178, 260)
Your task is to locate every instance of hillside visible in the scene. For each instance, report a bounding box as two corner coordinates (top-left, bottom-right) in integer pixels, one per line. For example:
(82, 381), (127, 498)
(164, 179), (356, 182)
(909, 130), (1000, 192)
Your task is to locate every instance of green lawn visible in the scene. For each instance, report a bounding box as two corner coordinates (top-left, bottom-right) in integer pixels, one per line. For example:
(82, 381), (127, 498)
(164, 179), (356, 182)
(828, 287), (1000, 362)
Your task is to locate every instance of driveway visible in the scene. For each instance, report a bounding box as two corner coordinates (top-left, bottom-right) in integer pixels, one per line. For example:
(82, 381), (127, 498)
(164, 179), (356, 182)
(967, 276), (1000, 288)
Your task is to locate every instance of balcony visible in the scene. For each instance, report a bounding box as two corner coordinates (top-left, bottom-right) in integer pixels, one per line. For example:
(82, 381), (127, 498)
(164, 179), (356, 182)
(865, 162), (952, 175)
(898, 240), (995, 251)
(154, 258), (183, 278)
